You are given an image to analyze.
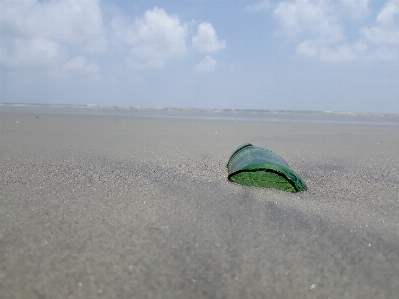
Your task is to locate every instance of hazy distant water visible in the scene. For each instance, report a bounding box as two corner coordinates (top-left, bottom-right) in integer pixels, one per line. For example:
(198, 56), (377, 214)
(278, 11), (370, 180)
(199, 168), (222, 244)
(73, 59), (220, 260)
(1, 103), (399, 126)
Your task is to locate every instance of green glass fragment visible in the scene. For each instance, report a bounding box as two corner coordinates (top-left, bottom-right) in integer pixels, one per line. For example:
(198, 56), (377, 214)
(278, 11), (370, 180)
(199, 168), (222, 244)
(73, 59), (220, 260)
(227, 143), (307, 192)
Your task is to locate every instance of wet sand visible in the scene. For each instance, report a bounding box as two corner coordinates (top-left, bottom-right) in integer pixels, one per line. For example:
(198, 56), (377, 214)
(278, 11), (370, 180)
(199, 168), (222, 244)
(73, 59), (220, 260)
(1, 111), (399, 298)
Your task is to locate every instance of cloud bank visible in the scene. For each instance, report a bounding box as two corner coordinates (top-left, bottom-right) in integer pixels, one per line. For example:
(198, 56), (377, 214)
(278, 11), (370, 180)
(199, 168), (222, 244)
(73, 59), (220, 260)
(1, 1), (226, 73)
(112, 7), (188, 69)
(250, 0), (399, 61)
(193, 55), (217, 72)
(0, 0), (105, 68)
(192, 22), (226, 52)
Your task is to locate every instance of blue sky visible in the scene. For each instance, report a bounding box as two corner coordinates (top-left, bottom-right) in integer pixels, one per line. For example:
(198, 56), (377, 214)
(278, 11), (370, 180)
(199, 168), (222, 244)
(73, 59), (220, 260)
(1, 0), (399, 113)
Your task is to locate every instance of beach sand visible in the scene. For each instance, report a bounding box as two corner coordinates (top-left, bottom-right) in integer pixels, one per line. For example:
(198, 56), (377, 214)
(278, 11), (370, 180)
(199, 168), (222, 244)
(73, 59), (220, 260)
(1, 111), (399, 298)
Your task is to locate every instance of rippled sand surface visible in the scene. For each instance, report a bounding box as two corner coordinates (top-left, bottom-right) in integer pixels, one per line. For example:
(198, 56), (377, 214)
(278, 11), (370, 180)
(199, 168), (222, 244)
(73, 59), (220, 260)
(1, 111), (399, 298)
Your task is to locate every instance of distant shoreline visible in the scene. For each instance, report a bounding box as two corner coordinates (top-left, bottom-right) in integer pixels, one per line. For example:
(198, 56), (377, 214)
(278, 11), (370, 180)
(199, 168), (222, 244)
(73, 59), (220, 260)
(1, 102), (399, 126)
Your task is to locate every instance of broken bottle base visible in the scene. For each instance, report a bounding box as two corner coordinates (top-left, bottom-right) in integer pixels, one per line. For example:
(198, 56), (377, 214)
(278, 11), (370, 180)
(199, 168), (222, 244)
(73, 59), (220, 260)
(227, 143), (307, 193)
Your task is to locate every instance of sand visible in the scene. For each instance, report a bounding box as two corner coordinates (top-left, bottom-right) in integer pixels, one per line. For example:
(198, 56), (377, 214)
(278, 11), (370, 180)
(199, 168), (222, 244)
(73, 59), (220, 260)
(1, 111), (399, 299)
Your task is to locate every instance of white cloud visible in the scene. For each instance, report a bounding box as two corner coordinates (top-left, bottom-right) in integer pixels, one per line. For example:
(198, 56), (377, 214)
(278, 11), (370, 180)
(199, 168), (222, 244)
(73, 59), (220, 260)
(64, 56), (99, 73)
(319, 45), (358, 61)
(0, 37), (61, 66)
(0, 0), (105, 49)
(273, 0), (399, 61)
(112, 7), (187, 69)
(296, 40), (369, 61)
(0, 0), (105, 67)
(272, 0), (347, 60)
(360, 0), (399, 44)
(192, 22), (226, 52)
(340, 0), (370, 19)
(193, 55), (217, 72)
(376, 0), (399, 24)
(357, 1), (399, 60)
(273, 0), (344, 42)
(296, 40), (318, 57)
(367, 46), (398, 60)
(246, 1), (272, 12)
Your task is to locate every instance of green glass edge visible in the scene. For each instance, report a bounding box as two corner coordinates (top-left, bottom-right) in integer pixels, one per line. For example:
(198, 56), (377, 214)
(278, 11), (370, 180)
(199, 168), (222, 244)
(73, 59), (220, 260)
(230, 170), (297, 192)
(226, 143), (253, 168)
(228, 161), (307, 192)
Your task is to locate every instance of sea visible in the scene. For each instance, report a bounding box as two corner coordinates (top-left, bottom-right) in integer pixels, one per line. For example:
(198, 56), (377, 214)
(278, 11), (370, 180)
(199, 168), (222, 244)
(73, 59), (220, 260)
(1, 103), (399, 126)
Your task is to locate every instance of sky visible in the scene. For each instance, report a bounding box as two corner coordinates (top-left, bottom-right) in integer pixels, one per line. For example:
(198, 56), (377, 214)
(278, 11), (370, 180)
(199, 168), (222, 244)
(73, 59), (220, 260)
(1, 0), (399, 113)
